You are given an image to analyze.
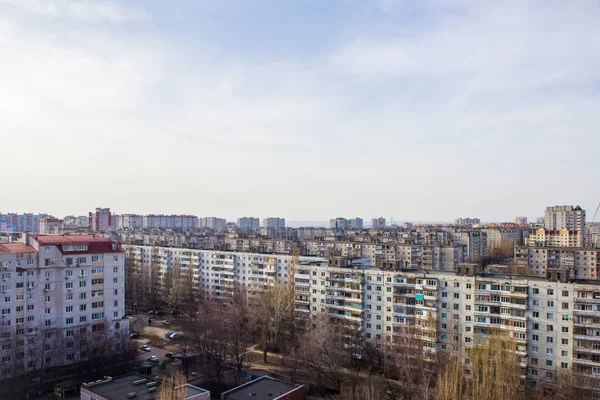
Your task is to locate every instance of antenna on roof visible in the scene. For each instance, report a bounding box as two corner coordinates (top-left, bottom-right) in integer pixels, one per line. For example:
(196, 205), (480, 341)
(592, 203), (600, 225)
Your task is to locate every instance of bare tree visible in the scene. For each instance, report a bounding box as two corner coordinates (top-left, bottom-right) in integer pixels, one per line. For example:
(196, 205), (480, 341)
(157, 370), (187, 400)
(251, 283), (294, 362)
(297, 313), (348, 394)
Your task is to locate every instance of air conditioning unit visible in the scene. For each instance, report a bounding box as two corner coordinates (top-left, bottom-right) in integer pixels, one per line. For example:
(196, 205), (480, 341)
(65, 277), (69, 280)
(44, 289), (49, 293)
(46, 277), (50, 281)
(67, 289), (72, 293)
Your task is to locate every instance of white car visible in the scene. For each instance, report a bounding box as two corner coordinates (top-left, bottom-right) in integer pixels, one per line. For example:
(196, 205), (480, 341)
(140, 345), (151, 352)
(147, 355), (159, 362)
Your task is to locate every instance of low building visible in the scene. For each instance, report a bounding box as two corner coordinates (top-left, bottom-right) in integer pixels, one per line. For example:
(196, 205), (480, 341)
(221, 376), (305, 400)
(80, 373), (210, 400)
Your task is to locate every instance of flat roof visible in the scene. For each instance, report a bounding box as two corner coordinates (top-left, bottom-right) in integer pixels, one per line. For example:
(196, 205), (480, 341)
(222, 376), (302, 400)
(82, 373), (159, 400)
(33, 234), (113, 245)
(0, 242), (35, 254)
(182, 384), (209, 398)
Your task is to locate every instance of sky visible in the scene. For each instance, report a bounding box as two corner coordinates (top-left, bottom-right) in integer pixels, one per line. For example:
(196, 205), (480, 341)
(1, 0), (599, 222)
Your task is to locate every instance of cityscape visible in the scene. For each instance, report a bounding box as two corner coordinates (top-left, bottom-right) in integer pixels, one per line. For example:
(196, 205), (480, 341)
(1, 204), (600, 399)
(2, 0), (600, 399)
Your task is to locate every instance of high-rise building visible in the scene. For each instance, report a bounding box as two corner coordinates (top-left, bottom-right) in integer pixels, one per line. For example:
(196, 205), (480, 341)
(201, 217), (227, 232)
(89, 207), (116, 233)
(330, 218), (350, 229)
(545, 205), (586, 232)
(0, 234), (128, 377)
(237, 217), (260, 232)
(371, 217), (386, 229)
(350, 218), (363, 229)
(262, 217), (285, 229)
(39, 217), (64, 234)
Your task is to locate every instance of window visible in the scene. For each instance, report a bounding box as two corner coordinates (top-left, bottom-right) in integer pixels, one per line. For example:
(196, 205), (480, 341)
(562, 290), (569, 297)
(547, 289), (554, 295)
(562, 339), (569, 345)
(547, 301), (554, 307)
(65, 318), (73, 325)
(562, 327), (568, 333)
(547, 337), (554, 343)
(79, 281), (87, 288)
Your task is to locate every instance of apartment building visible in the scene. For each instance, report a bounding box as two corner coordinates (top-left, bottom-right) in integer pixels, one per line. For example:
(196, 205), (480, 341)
(263, 218), (285, 229)
(141, 214), (199, 231)
(89, 208), (116, 233)
(0, 213), (46, 233)
(201, 217), (227, 232)
(454, 218), (481, 226)
(124, 245), (324, 303)
(515, 217), (528, 226)
(452, 230), (488, 261)
(39, 218), (64, 234)
(526, 228), (584, 247)
(545, 206), (586, 232)
(116, 214), (143, 230)
(371, 218), (386, 230)
(0, 234), (127, 378)
(330, 218), (351, 230)
(515, 246), (600, 280)
(237, 217), (260, 233)
(291, 261), (600, 396)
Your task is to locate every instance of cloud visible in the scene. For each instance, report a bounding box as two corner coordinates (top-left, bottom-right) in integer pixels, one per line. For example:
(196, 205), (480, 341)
(0, 0), (148, 22)
(0, 0), (599, 220)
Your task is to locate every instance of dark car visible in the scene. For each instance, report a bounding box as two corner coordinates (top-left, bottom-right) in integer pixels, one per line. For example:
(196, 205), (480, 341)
(165, 352), (175, 359)
(129, 332), (140, 339)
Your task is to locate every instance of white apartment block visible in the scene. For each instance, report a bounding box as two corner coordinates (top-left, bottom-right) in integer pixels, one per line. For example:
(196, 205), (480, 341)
(124, 245), (324, 302)
(0, 234), (127, 378)
(545, 205), (586, 232)
(116, 214), (143, 230)
(515, 246), (600, 280)
(454, 218), (481, 226)
(141, 214), (199, 230)
(292, 261), (600, 396)
(200, 217), (227, 232)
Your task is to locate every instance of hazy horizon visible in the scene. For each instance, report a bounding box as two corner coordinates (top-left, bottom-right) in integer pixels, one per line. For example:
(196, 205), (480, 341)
(1, 0), (599, 220)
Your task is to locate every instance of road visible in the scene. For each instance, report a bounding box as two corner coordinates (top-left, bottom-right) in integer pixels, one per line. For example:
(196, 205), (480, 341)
(134, 340), (172, 363)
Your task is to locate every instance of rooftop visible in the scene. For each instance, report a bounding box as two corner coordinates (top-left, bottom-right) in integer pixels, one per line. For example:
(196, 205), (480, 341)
(33, 234), (113, 245)
(82, 373), (159, 400)
(0, 242), (35, 254)
(182, 384), (209, 399)
(221, 376), (303, 400)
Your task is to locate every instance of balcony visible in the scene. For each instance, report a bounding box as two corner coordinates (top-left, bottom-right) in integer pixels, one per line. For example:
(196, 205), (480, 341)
(573, 358), (600, 368)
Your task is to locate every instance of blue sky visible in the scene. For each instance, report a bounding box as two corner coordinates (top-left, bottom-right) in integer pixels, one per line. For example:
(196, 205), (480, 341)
(0, 0), (599, 222)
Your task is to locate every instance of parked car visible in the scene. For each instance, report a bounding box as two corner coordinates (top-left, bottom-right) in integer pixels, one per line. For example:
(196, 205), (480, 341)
(165, 352), (175, 359)
(161, 320), (171, 326)
(140, 345), (151, 352)
(147, 355), (159, 363)
(169, 332), (184, 340)
(129, 332), (140, 339)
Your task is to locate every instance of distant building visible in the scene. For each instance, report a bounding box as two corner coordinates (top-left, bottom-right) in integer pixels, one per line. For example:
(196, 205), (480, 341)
(263, 217), (285, 229)
(371, 217), (386, 229)
(116, 214), (143, 230)
(544, 205), (586, 245)
(515, 216), (528, 225)
(39, 217), (64, 234)
(545, 205), (585, 231)
(454, 217), (481, 226)
(237, 217), (260, 232)
(221, 376), (305, 400)
(0, 213), (46, 233)
(330, 218), (351, 229)
(201, 217), (227, 232)
(526, 228), (584, 248)
(403, 222), (413, 229)
(89, 207), (116, 233)
(350, 218), (363, 229)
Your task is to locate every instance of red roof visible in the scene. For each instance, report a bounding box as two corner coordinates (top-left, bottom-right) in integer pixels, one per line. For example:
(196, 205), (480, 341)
(32, 234), (124, 255)
(0, 243), (36, 254)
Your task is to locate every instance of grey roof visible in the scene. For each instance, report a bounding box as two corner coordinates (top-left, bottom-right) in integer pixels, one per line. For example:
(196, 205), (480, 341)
(83, 373), (159, 400)
(222, 376), (303, 400)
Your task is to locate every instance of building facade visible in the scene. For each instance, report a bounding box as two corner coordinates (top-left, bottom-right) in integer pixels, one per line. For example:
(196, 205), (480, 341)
(89, 208), (116, 233)
(0, 234), (127, 378)
(263, 217), (285, 229)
